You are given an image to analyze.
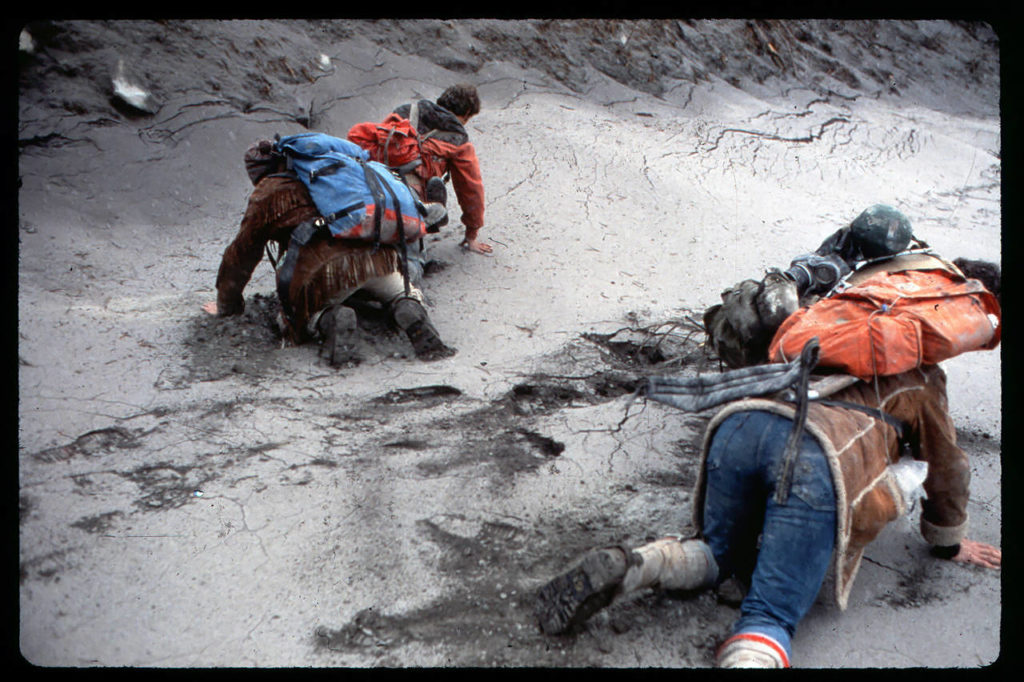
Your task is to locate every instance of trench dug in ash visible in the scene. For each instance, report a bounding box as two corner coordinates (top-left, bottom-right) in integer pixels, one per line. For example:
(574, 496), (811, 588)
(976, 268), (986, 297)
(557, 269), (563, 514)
(174, 303), (722, 489)
(180, 292), (447, 384)
(31, 293), (723, 660)
(313, 315), (724, 662)
(371, 314), (717, 481)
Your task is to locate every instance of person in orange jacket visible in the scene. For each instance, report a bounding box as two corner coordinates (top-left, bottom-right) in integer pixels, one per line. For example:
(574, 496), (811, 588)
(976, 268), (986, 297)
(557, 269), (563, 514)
(349, 84), (492, 283)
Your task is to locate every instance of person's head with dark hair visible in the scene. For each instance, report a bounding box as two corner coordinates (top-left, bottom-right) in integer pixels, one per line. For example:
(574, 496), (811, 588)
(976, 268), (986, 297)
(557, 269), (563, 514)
(437, 84), (481, 121)
(953, 258), (1001, 303)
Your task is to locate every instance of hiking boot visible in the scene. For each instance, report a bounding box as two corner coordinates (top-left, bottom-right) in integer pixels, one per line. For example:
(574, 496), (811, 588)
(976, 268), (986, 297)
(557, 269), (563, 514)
(422, 259), (449, 277)
(425, 176), (448, 228)
(423, 202), (448, 233)
(317, 304), (364, 367)
(425, 176), (447, 204)
(535, 547), (635, 635)
(390, 297), (456, 361)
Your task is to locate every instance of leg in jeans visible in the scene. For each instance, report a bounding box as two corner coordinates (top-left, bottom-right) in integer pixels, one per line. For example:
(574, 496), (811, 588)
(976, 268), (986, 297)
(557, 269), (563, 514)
(702, 412), (767, 585)
(702, 410), (836, 664)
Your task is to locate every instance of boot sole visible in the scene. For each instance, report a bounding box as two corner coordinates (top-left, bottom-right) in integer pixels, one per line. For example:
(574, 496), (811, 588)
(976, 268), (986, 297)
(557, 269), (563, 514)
(323, 306), (364, 367)
(535, 549), (626, 635)
(405, 319), (456, 360)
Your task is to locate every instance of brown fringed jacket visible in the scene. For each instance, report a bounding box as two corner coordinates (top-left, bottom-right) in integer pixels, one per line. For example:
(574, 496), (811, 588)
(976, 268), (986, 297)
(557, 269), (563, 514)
(692, 365), (969, 609)
(215, 175), (399, 341)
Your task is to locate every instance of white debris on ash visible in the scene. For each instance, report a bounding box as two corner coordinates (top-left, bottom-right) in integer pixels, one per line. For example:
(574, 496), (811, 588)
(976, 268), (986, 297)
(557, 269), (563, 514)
(111, 58), (159, 115)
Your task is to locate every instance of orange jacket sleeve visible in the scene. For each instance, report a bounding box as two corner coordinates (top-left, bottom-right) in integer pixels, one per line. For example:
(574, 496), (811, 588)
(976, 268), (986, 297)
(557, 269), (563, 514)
(422, 138), (486, 238)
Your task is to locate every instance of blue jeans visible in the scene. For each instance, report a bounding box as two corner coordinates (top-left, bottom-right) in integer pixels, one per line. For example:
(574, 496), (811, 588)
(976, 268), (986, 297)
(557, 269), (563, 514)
(702, 410), (836, 660)
(404, 239), (428, 288)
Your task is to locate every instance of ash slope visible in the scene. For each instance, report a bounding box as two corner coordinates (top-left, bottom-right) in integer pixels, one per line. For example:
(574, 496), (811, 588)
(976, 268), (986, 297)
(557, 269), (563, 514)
(18, 19), (1001, 668)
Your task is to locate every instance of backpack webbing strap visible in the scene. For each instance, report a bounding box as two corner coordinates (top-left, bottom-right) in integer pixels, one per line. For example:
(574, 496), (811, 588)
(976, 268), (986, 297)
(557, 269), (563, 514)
(409, 101), (420, 132)
(394, 159), (423, 175)
(320, 202), (366, 226)
(359, 163), (387, 244)
(309, 159), (345, 183)
(811, 399), (908, 440)
(375, 172), (412, 296)
(381, 126), (400, 168)
(773, 363), (910, 505)
(360, 163), (412, 296)
(409, 100), (439, 143)
(774, 338), (820, 505)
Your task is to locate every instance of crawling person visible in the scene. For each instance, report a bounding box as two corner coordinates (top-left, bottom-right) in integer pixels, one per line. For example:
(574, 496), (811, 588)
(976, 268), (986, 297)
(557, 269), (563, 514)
(535, 362), (1001, 667)
(203, 140), (456, 366)
(349, 83), (492, 284)
(535, 215), (1001, 667)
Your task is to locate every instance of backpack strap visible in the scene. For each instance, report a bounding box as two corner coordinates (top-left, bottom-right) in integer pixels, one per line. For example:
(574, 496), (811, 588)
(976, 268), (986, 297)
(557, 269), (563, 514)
(774, 338), (820, 505)
(408, 100), (439, 143)
(276, 218), (328, 331)
(409, 100), (420, 132)
(373, 169), (412, 297)
(359, 162), (387, 244)
(319, 201), (366, 226)
(394, 159), (423, 176)
(826, 248), (941, 297)
(382, 127), (397, 167)
(382, 108), (424, 176)
(811, 398), (908, 440)
(360, 163), (412, 297)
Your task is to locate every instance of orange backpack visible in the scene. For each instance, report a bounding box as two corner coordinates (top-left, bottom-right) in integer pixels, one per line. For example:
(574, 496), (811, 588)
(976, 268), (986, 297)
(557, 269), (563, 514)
(347, 113), (422, 171)
(768, 267), (1001, 380)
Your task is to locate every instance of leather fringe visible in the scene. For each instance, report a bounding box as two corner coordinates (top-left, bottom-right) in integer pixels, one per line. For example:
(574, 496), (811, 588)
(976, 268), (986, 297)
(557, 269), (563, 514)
(286, 239), (400, 334)
(252, 180), (313, 228)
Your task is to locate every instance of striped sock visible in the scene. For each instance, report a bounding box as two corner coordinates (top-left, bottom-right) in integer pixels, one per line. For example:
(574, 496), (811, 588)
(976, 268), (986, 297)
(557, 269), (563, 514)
(715, 632), (791, 668)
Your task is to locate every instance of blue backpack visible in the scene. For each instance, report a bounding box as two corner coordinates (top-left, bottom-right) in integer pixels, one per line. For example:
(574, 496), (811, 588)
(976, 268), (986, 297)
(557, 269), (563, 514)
(274, 132), (427, 244)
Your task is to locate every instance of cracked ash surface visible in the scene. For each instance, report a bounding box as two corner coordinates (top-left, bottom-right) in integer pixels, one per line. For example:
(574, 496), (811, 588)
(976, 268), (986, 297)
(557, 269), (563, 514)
(17, 19), (1002, 667)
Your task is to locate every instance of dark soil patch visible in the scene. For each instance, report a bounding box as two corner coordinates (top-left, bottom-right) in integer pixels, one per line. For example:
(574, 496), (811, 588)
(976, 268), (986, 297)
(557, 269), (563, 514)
(413, 426), (562, 479)
(71, 511), (124, 534)
(312, 504), (735, 666)
(955, 426), (1000, 453)
(371, 385), (463, 405)
(582, 315), (715, 375)
(180, 293), (283, 385)
(19, 549), (73, 585)
(879, 562), (943, 609)
(32, 427), (146, 463)
(507, 382), (588, 413)
(120, 461), (214, 511)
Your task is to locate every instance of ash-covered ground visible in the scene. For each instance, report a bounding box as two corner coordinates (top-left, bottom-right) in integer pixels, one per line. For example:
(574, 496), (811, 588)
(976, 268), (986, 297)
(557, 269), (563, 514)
(18, 19), (1002, 667)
